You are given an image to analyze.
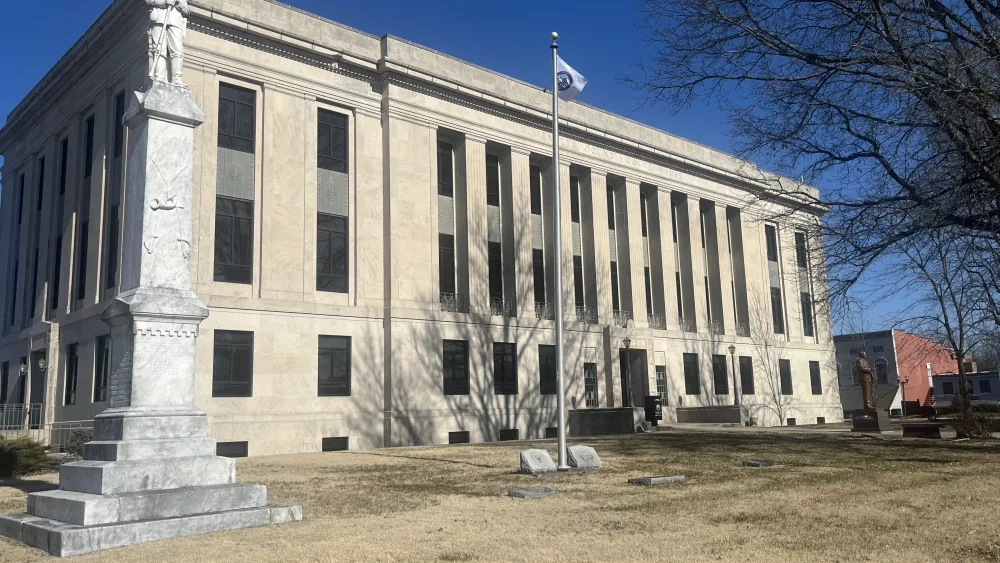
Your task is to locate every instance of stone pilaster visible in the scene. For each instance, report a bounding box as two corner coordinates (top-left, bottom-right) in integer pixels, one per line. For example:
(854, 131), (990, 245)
(509, 147), (534, 321)
(624, 179), (648, 328)
(589, 169), (614, 326)
(557, 163), (575, 317)
(463, 135), (489, 314)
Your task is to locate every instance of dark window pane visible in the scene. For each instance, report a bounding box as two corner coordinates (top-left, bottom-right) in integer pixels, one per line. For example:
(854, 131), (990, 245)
(318, 335), (351, 396)
(684, 353), (700, 395)
(438, 142), (454, 196)
(317, 109), (348, 173)
(801, 292), (814, 337)
(712, 354), (729, 395)
(1, 362), (8, 404)
(943, 381), (954, 395)
(215, 197), (254, 284)
(76, 222), (89, 300)
(610, 262), (620, 312)
(493, 343), (518, 395)
(981, 380), (992, 394)
(94, 335), (110, 402)
(530, 166), (542, 215)
(779, 359), (793, 395)
(765, 224), (778, 262)
(213, 330), (254, 397)
(771, 287), (785, 334)
(50, 238), (62, 311)
(486, 154), (501, 207)
(795, 232), (808, 268)
(217, 441), (249, 458)
(488, 242), (503, 300)
(218, 84), (256, 153)
(498, 429), (519, 441)
(739, 356), (755, 395)
(105, 207), (120, 288)
(570, 176), (580, 223)
(539, 345), (557, 395)
(533, 249), (546, 304)
(322, 437), (349, 451)
(84, 118), (95, 178)
(439, 234), (456, 295)
(317, 213), (348, 293)
(113, 93), (126, 157)
(640, 194), (648, 237)
(584, 363), (599, 407)
(644, 267), (652, 316)
(810, 361), (822, 395)
(64, 344), (79, 406)
(655, 365), (668, 405)
(443, 340), (470, 395)
(574, 256), (585, 307)
(59, 138), (69, 195)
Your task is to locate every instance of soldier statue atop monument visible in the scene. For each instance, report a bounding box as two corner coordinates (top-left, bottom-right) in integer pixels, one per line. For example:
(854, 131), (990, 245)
(855, 351), (875, 411)
(147, 0), (191, 85)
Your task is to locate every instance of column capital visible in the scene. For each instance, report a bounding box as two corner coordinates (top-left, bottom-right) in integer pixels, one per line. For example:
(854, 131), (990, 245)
(509, 146), (532, 157)
(588, 166), (610, 178)
(463, 132), (489, 145)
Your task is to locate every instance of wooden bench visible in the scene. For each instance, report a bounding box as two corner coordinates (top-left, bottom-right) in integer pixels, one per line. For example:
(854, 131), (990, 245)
(902, 423), (944, 439)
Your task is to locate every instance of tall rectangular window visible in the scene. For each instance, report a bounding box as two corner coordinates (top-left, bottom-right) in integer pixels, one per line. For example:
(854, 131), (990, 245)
(317, 214), (348, 293)
(51, 138), (69, 311)
(105, 92), (127, 289)
(488, 242), (504, 300)
(779, 359), (793, 395)
(712, 354), (729, 395)
(8, 260), (19, 327)
(15, 357), (27, 404)
(573, 256), (585, 307)
(795, 232), (808, 268)
(533, 249), (546, 305)
(443, 340), (469, 395)
(655, 365), (668, 405)
(610, 262), (621, 312)
(640, 194), (648, 237)
(437, 142), (454, 197)
(606, 187), (616, 229)
(584, 362), (598, 407)
(215, 84), (256, 284)
(212, 330), (254, 397)
(64, 343), (79, 406)
(493, 342), (517, 395)
(28, 249), (39, 321)
(439, 234), (456, 296)
(317, 108), (349, 293)
(765, 224), (778, 262)
(739, 356), (755, 395)
(0, 362), (8, 404)
(94, 335), (110, 402)
(538, 345), (557, 395)
(76, 117), (95, 301)
(771, 287), (785, 334)
(644, 267), (653, 316)
(318, 335), (351, 396)
(486, 154), (501, 207)
(809, 360), (822, 395)
(530, 166), (542, 215)
(683, 353), (700, 395)
(801, 292), (814, 337)
(76, 222), (89, 301)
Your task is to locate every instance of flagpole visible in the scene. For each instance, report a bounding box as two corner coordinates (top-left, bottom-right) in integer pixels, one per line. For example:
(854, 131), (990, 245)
(551, 31), (569, 472)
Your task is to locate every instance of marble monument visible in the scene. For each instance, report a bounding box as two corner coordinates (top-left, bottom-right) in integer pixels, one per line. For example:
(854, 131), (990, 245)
(0, 3), (301, 556)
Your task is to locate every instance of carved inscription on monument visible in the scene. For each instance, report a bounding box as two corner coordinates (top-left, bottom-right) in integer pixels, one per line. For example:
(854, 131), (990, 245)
(109, 346), (134, 408)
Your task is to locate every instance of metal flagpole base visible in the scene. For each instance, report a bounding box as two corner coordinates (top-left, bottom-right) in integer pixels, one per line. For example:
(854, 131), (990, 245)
(557, 465), (570, 472)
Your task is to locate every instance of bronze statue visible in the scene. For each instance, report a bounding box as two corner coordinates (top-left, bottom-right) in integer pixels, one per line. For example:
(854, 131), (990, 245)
(855, 352), (874, 411)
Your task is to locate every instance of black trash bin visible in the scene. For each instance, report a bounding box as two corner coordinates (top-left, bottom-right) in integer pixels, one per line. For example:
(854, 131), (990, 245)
(644, 396), (663, 427)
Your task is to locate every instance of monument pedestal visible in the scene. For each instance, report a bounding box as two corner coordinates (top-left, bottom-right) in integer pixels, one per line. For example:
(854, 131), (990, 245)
(852, 408), (891, 433)
(0, 82), (300, 557)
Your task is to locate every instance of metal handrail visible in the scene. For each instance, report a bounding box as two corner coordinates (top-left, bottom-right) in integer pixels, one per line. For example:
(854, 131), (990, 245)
(439, 292), (466, 313)
(535, 302), (554, 320)
(647, 313), (666, 330)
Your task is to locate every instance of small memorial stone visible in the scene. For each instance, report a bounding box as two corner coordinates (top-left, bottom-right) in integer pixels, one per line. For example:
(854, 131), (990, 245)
(743, 459), (776, 468)
(628, 475), (685, 486)
(519, 449), (557, 475)
(567, 445), (602, 470)
(508, 486), (557, 499)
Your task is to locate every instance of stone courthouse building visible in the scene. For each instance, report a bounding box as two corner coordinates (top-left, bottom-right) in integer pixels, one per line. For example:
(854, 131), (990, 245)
(0, 0), (843, 456)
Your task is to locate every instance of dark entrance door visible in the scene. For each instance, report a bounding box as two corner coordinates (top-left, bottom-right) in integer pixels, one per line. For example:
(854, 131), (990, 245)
(619, 349), (649, 408)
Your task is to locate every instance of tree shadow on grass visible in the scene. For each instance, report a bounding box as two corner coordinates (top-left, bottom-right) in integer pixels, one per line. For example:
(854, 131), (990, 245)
(0, 477), (57, 494)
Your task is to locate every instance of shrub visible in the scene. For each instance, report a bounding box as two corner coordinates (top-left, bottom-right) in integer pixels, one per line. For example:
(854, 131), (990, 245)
(951, 412), (994, 439)
(64, 428), (93, 458)
(0, 435), (60, 478)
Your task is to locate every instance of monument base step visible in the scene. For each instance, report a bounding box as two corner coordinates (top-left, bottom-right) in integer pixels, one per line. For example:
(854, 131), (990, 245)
(27, 483), (267, 526)
(0, 503), (301, 557)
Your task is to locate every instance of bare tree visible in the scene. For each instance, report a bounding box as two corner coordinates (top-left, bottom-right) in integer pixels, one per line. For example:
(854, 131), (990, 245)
(627, 0), (1000, 301)
(744, 294), (792, 426)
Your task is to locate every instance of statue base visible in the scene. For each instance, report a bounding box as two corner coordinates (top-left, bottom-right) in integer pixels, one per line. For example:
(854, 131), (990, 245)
(851, 408), (891, 433)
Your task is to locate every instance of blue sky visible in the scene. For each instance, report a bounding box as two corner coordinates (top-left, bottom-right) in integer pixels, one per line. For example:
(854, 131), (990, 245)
(0, 0), (901, 331)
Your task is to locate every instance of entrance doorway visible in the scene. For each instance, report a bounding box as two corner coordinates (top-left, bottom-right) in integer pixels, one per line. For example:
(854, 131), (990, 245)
(619, 349), (649, 408)
(28, 350), (47, 429)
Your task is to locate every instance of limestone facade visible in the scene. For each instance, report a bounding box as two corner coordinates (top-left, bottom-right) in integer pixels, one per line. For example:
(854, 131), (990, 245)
(0, 0), (844, 456)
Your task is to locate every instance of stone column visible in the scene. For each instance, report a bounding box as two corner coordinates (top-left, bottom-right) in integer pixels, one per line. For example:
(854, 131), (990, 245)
(589, 169), (614, 326)
(716, 204), (737, 336)
(509, 147), (534, 321)
(654, 188), (679, 330)
(557, 163), (575, 317)
(463, 135), (489, 314)
(625, 179), (648, 328)
(688, 196), (709, 335)
(0, 81), (300, 557)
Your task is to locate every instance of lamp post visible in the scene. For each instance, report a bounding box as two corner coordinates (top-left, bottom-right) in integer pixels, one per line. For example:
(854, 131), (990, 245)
(622, 334), (632, 408)
(728, 344), (739, 406)
(901, 375), (909, 417)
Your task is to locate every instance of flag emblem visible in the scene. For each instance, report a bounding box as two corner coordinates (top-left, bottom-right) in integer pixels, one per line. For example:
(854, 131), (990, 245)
(556, 56), (587, 101)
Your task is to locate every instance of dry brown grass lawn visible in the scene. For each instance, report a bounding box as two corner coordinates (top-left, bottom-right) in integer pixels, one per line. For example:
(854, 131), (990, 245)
(2, 429), (1000, 562)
